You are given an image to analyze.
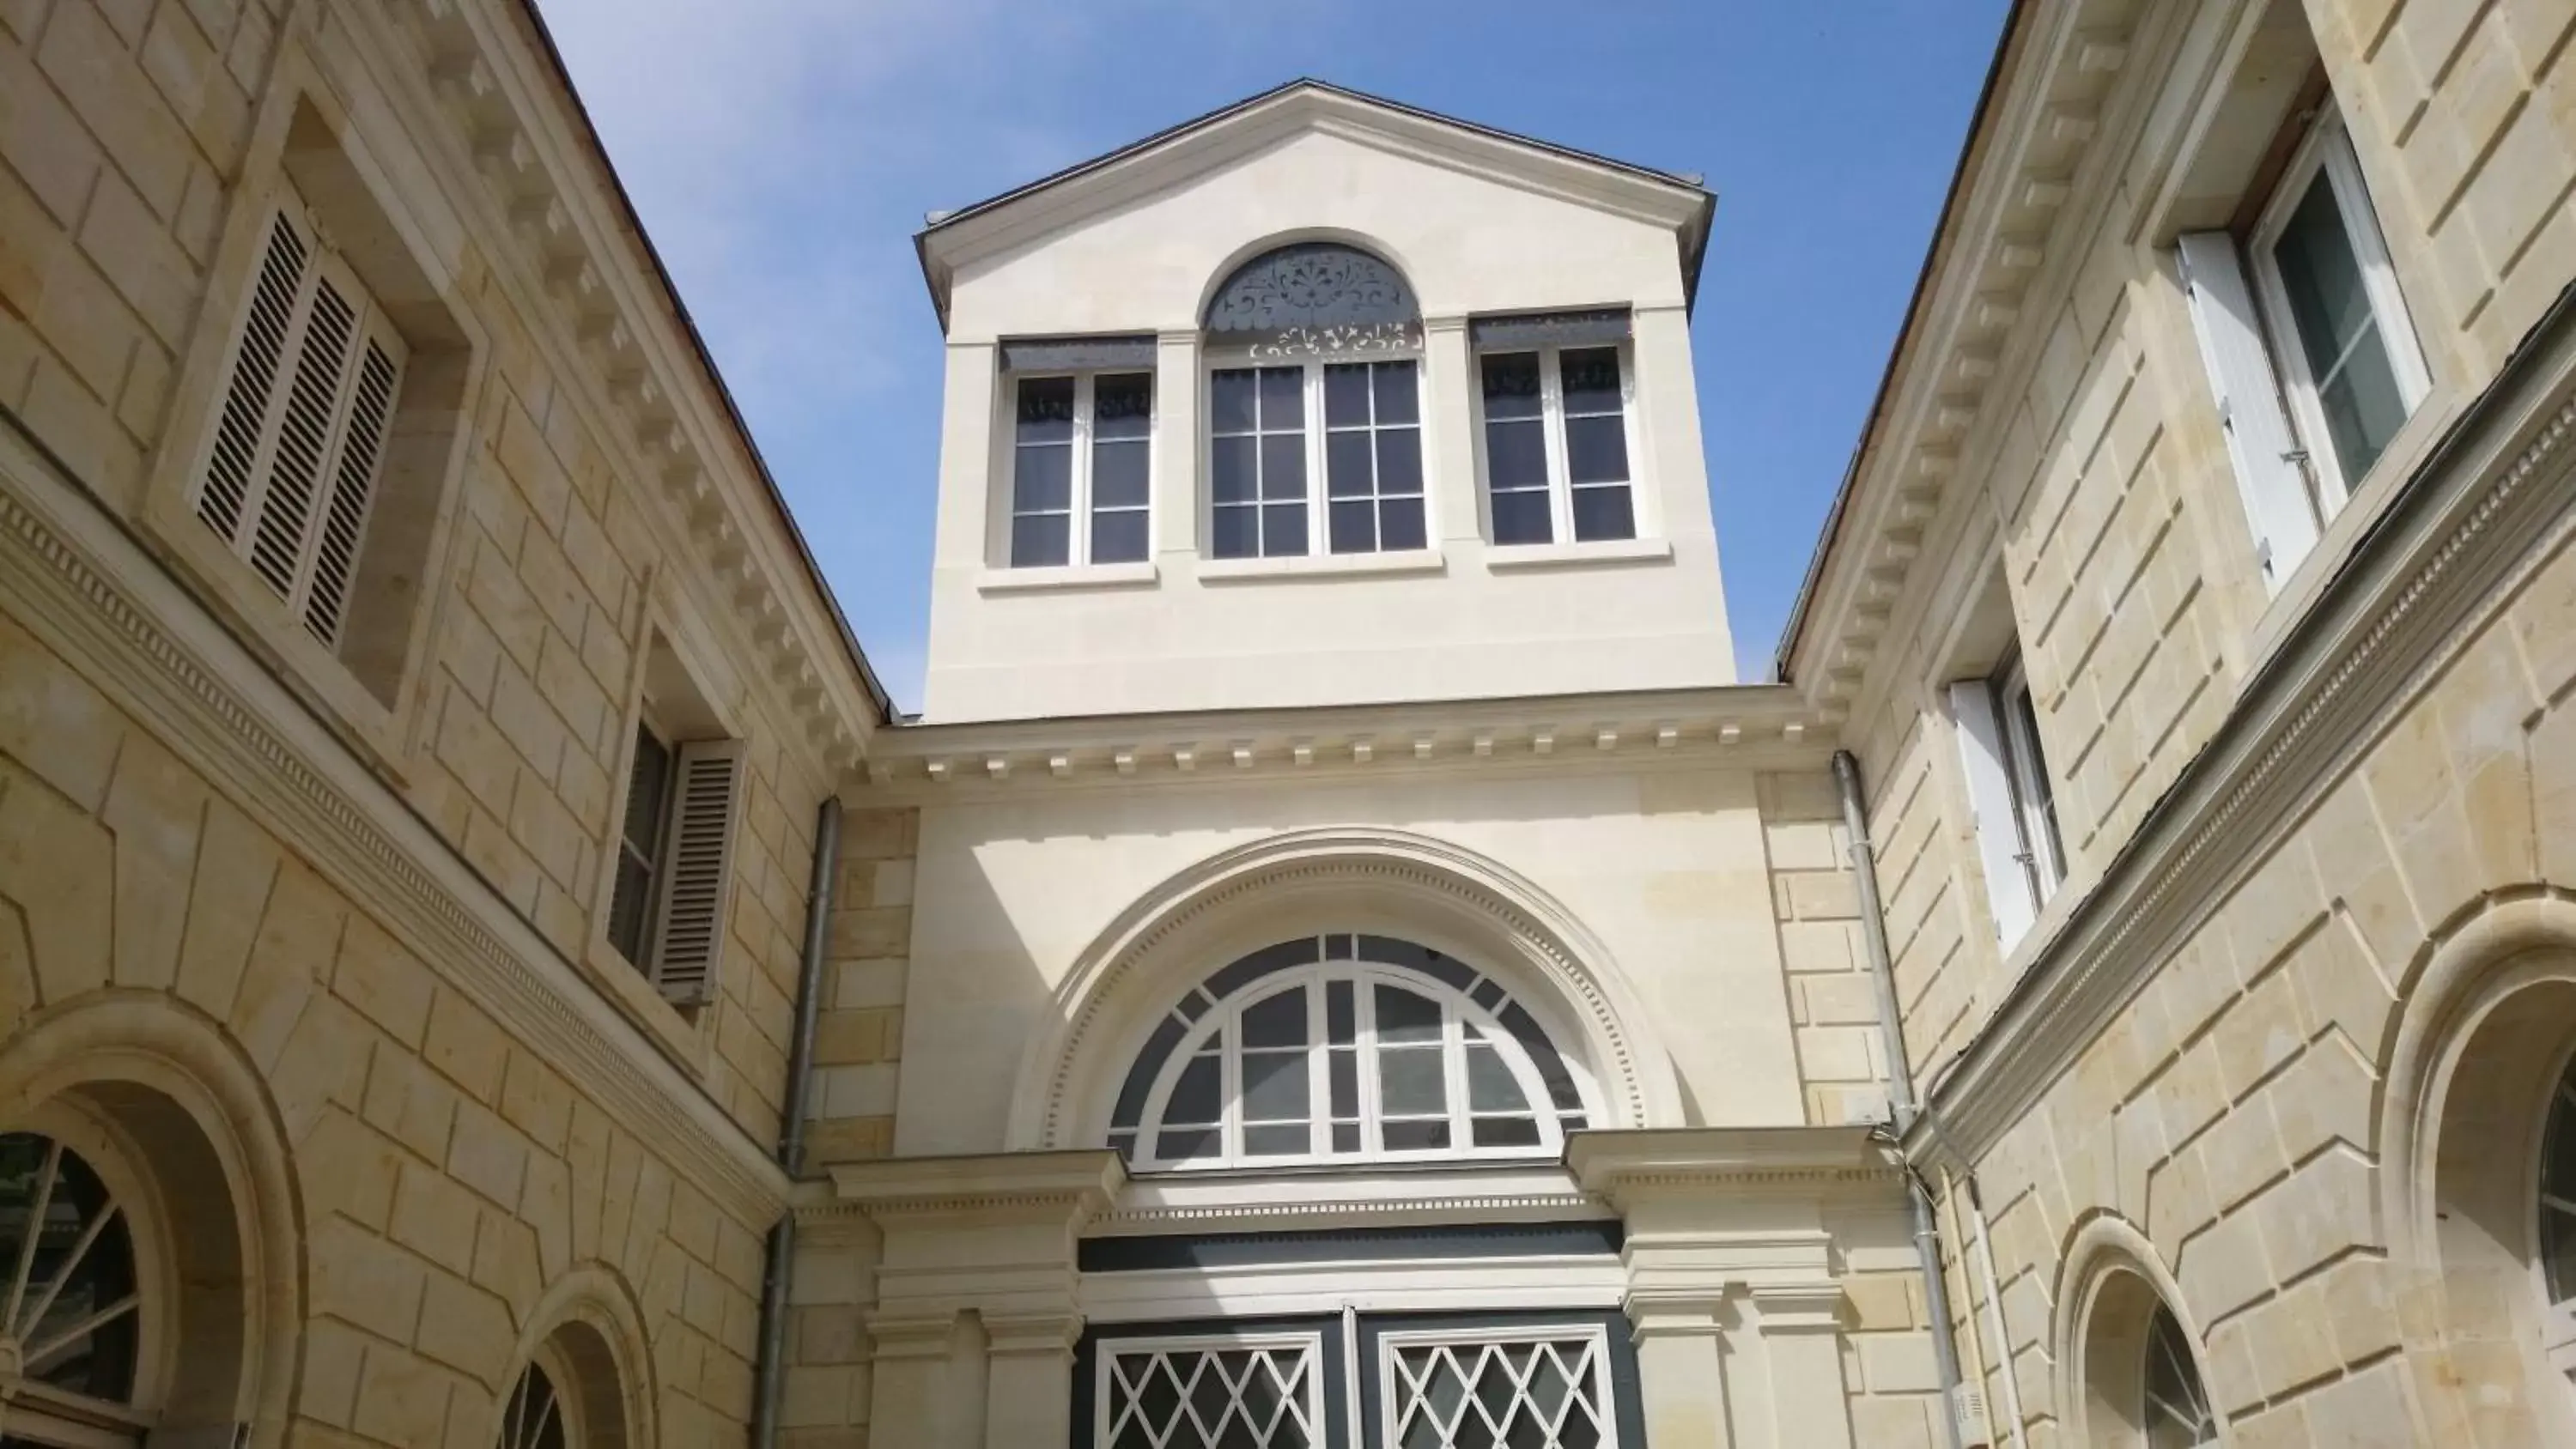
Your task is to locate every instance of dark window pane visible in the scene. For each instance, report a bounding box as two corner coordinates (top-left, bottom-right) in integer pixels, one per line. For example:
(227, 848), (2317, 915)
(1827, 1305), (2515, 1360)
(607, 854), (653, 962)
(622, 726), (671, 857)
(1091, 510), (1148, 565)
(1564, 415), (1630, 484)
(1211, 504), (1258, 559)
(1560, 347), (1623, 413)
(1485, 417), (1548, 489)
(2275, 177), (2375, 384)
(1011, 512), (1069, 567)
(1093, 372), (1152, 440)
(1015, 376), (1074, 443)
(1376, 428), (1422, 494)
(1260, 435), (1306, 500)
(1472, 1116), (1544, 1149)
(1210, 369), (1257, 432)
(1165, 1054), (1222, 1125)
(1242, 988), (1308, 1048)
(1212, 435), (1257, 504)
(1378, 1047), (1446, 1114)
(2315, 334), (2408, 482)
(1331, 1123), (1361, 1153)
(1381, 1119), (1451, 1152)
(1373, 361), (1419, 425)
(1092, 438), (1150, 508)
(1242, 1051), (1310, 1122)
(1261, 502), (1307, 556)
(1323, 363), (1371, 425)
(1243, 1124), (1309, 1157)
(1480, 352), (1542, 419)
(1467, 1042), (1530, 1113)
(1376, 985), (1443, 1041)
(1013, 444), (1071, 512)
(1491, 489), (1553, 545)
(1378, 497), (1425, 551)
(1257, 366), (1303, 427)
(1572, 485), (1635, 543)
(1326, 982), (1355, 1042)
(1328, 1050), (1358, 1117)
(1155, 1126), (1219, 1162)
(1329, 500), (1376, 554)
(1327, 431), (1375, 499)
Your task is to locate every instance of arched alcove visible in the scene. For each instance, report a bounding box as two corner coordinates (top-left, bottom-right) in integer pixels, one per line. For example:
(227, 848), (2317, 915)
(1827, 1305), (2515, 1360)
(1008, 828), (1678, 1153)
(2053, 1216), (2225, 1447)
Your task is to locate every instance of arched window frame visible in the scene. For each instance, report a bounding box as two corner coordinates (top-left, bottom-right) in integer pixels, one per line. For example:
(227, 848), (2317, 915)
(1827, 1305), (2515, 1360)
(1111, 935), (1595, 1173)
(2530, 1038), (2576, 1381)
(0, 1102), (177, 1449)
(495, 1341), (588, 1449)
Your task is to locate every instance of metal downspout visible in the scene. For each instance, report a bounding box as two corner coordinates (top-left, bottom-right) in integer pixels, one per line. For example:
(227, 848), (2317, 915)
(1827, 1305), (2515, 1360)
(1833, 750), (1968, 1449)
(754, 798), (842, 1449)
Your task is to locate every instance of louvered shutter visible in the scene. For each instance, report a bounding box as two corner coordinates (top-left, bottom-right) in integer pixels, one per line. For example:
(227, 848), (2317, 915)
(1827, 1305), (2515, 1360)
(1950, 679), (2039, 951)
(2177, 231), (2318, 590)
(646, 740), (745, 1006)
(194, 193), (407, 649)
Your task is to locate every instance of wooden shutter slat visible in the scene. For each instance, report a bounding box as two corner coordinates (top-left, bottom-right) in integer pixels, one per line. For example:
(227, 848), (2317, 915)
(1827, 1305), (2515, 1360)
(246, 271), (358, 599)
(301, 327), (404, 647)
(198, 211), (309, 543)
(2178, 231), (2319, 589)
(647, 740), (744, 1006)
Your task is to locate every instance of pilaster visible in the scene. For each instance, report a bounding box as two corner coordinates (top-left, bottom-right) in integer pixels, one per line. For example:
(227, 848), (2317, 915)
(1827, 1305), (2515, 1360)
(1570, 1126), (1904, 1449)
(1423, 314), (1479, 544)
(1155, 329), (1202, 559)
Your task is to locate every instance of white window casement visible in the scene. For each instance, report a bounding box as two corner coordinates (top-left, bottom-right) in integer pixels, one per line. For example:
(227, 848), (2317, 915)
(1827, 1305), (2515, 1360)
(1950, 647), (2065, 951)
(193, 197), (408, 650)
(605, 634), (746, 1009)
(2178, 105), (2429, 590)
(1095, 1332), (1323, 1449)
(1006, 368), (1154, 569)
(1206, 357), (1426, 560)
(1379, 1326), (1620, 1449)
(1472, 311), (1641, 549)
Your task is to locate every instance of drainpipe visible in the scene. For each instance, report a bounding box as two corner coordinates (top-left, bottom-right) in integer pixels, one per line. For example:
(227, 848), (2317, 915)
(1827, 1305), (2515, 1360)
(753, 797), (841, 1449)
(1833, 750), (1968, 1449)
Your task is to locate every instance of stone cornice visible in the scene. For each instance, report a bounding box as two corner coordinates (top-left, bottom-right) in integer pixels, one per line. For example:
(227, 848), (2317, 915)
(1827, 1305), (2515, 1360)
(1777, 0), (2154, 717)
(0, 419), (790, 1226)
(1914, 294), (2576, 1167)
(1567, 1125), (1906, 1202)
(854, 684), (1828, 800)
(363, 0), (880, 774)
(825, 1149), (1127, 1227)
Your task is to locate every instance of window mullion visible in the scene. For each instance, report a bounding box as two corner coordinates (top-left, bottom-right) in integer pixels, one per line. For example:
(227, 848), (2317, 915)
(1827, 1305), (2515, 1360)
(1222, 1003), (1243, 1164)
(1072, 373), (1093, 567)
(1356, 970), (1384, 1154)
(1306, 974), (1328, 1158)
(1540, 347), (1575, 543)
(1442, 1002), (1472, 1152)
(1306, 361), (1327, 555)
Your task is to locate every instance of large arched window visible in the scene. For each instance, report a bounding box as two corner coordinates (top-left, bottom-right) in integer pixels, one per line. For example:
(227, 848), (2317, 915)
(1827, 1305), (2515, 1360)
(1109, 934), (1591, 1172)
(0, 1130), (149, 1448)
(2141, 1303), (2218, 1447)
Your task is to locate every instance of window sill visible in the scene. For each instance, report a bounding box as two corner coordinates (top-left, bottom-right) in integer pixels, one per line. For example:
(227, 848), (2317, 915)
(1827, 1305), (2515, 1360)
(1196, 549), (1446, 583)
(1485, 537), (1671, 571)
(975, 561), (1160, 594)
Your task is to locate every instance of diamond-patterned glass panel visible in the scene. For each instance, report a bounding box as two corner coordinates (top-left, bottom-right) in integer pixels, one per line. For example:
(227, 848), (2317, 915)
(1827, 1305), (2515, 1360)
(1387, 1336), (1611, 1449)
(1102, 1339), (1318, 1448)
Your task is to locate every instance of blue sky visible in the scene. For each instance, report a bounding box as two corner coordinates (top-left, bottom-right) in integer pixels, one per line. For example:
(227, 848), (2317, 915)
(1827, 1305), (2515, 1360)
(535, 1), (2009, 712)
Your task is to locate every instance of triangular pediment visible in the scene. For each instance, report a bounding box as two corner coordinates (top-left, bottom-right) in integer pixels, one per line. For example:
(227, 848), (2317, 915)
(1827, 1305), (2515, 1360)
(914, 80), (1713, 326)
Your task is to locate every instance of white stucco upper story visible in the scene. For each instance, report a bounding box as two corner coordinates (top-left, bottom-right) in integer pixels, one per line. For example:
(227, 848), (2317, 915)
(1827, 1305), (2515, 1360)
(911, 83), (1742, 723)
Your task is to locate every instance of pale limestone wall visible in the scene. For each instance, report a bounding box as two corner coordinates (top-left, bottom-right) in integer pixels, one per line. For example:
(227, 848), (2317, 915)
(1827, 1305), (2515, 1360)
(0, 0), (843, 1146)
(804, 806), (914, 1167)
(1757, 771), (1899, 1126)
(1832, 1206), (1952, 1449)
(886, 761), (1813, 1155)
(1859, 0), (2576, 1090)
(0, 613), (776, 1449)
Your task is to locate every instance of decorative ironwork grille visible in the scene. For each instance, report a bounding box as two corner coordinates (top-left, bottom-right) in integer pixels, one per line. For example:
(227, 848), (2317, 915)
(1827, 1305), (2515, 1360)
(1382, 1332), (1613, 1449)
(1099, 1337), (1321, 1449)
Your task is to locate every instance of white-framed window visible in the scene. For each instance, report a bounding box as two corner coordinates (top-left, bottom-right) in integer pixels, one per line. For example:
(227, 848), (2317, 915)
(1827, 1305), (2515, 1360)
(604, 634), (744, 1009)
(1108, 935), (1593, 1173)
(1009, 371), (1153, 567)
(193, 196), (408, 647)
(1950, 646), (2063, 950)
(2178, 105), (2428, 589)
(1378, 1325), (1619, 1449)
(1476, 345), (1637, 547)
(1096, 1331), (1323, 1449)
(1206, 358), (1425, 559)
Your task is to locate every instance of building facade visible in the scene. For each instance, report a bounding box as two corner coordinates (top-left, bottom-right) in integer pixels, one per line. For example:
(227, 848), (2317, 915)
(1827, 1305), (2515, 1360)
(2, 3), (2573, 1449)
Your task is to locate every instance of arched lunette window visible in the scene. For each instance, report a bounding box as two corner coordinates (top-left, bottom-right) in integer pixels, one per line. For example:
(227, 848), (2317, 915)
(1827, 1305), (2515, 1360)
(2537, 1045), (2576, 1380)
(2142, 1303), (2217, 1448)
(1109, 934), (1591, 1172)
(0, 1131), (145, 1446)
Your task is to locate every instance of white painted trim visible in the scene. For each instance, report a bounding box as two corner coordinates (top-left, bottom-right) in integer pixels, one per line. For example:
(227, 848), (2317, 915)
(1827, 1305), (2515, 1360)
(1081, 1255), (1625, 1323)
(1484, 537), (1671, 571)
(1376, 1320), (1622, 1449)
(1092, 1330), (1327, 1447)
(1194, 548), (1446, 582)
(975, 561), (1160, 594)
